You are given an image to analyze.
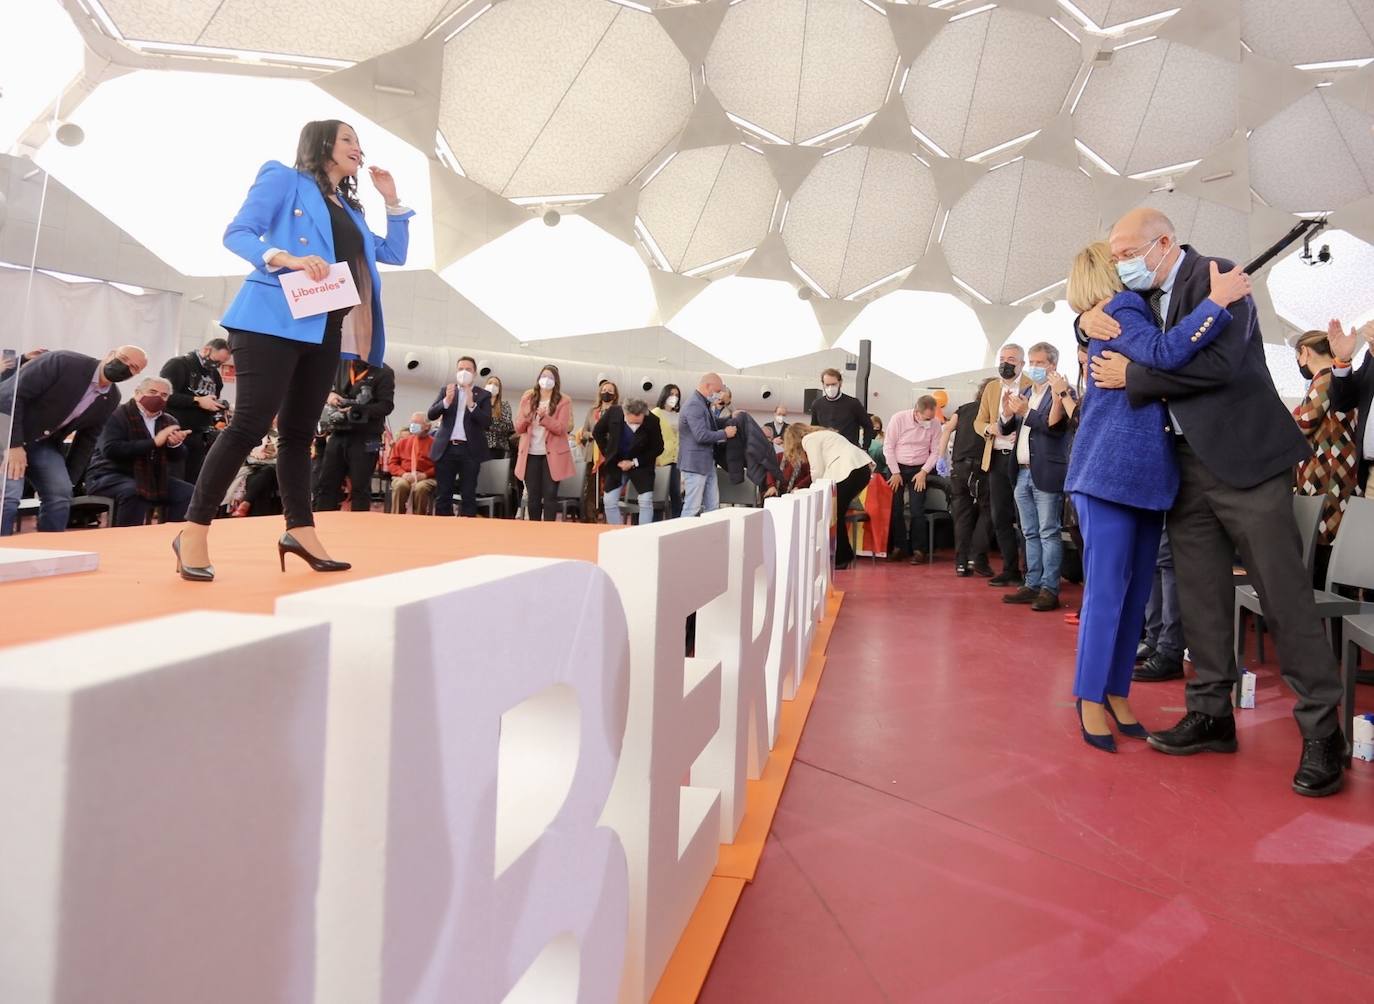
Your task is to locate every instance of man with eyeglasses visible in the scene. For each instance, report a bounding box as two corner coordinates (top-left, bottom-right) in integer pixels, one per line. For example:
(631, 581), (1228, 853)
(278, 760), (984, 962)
(1, 345), (147, 535)
(85, 375), (195, 526)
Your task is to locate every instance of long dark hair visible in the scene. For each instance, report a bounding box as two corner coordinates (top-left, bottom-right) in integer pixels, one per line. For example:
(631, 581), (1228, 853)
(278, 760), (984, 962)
(295, 119), (362, 211)
(656, 383), (681, 411)
(528, 363), (563, 416)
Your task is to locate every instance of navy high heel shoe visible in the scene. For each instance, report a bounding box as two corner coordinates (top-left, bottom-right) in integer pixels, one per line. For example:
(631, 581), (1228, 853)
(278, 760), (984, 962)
(1077, 699), (1116, 753)
(1104, 699), (1151, 740)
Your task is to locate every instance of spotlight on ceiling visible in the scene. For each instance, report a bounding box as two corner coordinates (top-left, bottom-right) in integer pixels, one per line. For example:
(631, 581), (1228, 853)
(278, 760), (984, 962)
(640, 376), (654, 392)
(477, 359), (492, 377)
(404, 351), (421, 371)
(1040, 300), (1055, 314)
(761, 386), (773, 400)
(543, 209), (561, 227)
(55, 122), (84, 147)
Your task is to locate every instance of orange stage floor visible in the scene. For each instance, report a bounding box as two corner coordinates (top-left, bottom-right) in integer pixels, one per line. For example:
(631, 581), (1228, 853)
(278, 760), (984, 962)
(0, 513), (842, 1003)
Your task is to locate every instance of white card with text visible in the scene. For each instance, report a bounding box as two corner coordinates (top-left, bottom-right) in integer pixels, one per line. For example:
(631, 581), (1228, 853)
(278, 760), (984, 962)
(280, 263), (361, 319)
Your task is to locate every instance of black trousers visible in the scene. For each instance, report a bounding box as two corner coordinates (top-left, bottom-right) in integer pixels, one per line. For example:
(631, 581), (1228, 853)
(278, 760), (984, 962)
(434, 441), (481, 516)
(317, 432), (380, 512)
(187, 320), (341, 529)
(988, 450), (1021, 574)
(524, 454), (558, 521)
(177, 427), (213, 484)
(243, 465), (280, 514)
(950, 460), (991, 567)
(834, 466), (870, 567)
(88, 473), (193, 526)
(893, 464), (930, 554)
(1171, 443), (1342, 738)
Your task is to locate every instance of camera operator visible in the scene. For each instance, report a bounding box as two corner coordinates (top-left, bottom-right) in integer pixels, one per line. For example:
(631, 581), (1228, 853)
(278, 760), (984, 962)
(316, 357), (395, 511)
(160, 337), (231, 483)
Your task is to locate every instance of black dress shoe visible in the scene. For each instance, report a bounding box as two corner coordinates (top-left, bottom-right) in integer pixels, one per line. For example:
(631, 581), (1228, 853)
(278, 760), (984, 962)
(1293, 730), (1345, 797)
(1147, 710), (1237, 755)
(1003, 586), (1038, 604)
(1132, 652), (1183, 683)
(908, 550), (927, 564)
(969, 562), (994, 578)
(955, 564), (970, 577)
(887, 548), (907, 562)
(1031, 589), (1060, 612)
(1135, 642), (1155, 664)
(988, 571), (1020, 587)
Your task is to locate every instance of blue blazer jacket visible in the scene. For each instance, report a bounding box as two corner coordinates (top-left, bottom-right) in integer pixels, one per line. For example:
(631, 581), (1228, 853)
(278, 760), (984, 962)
(999, 385), (1074, 493)
(428, 385), (493, 463)
(1066, 290), (1230, 511)
(220, 161), (415, 366)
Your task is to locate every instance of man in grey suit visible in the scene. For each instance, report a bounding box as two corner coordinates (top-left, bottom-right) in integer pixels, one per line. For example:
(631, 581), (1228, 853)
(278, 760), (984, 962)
(679, 372), (736, 518)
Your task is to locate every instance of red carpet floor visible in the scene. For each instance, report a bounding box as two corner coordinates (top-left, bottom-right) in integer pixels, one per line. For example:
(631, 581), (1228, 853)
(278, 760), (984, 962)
(699, 562), (1374, 1002)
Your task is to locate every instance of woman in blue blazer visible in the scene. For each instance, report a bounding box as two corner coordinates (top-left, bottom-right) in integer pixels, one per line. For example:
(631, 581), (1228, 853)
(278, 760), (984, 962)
(175, 119), (415, 581)
(1065, 242), (1251, 751)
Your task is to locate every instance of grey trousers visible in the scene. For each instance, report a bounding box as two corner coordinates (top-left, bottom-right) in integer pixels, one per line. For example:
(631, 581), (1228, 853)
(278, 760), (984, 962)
(1143, 529), (1183, 659)
(1171, 443), (1342, 738)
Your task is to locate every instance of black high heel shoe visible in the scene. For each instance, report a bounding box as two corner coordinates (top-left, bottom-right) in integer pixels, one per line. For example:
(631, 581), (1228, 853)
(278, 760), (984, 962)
(1077, 699), (1116, 753)
(172, 531), (215, 583)
(278, 532), (351, 573)
(1104, 699), (1151, 740)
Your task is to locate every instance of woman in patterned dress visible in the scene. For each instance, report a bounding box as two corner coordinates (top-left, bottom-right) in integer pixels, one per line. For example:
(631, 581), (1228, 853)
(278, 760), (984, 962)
(1293, 326), (1359, 588)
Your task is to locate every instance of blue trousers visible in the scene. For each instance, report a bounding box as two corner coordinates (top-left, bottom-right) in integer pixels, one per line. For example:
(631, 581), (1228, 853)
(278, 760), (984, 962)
(1072, 493), (1164, 702)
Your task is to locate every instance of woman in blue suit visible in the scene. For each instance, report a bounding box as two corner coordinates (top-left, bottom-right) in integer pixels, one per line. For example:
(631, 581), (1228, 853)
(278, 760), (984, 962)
(1065, 242), (1251, 750)
(176, 119), (414, 581)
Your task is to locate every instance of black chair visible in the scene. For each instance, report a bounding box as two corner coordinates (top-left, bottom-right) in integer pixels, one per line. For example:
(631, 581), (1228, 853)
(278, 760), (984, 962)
(554, 466), (586, 521)
(717, 469), (760, 508)
(843, 502), (877, 566)
(474, 458), (513, 517)
(924, 485), (952, 563)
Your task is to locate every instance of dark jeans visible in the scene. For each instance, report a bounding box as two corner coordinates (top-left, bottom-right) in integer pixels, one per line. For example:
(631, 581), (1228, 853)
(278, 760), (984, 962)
(666, 463), (682, 519)
(243, 464), (280, 514)
(317, 432), (380, 512)
(893, 463), (930, 554)
(1, 438), (71, 534)
(1171, 443), (1343, 738)
(834, 466), (870, 567)
(88, 472), (193, 526)
(1143, 528), (1183, 659)
(524, 454), (558, 521)
(187, 320), (341, 529)
(988, 450), (1021, 575)
(950, 460), (991, 567)
(174, 427), (214, 485)
(434, 441), (481, 516)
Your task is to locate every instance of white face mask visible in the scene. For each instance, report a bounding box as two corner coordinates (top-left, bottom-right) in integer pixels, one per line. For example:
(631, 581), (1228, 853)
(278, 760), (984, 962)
(666, 395), (679, 409)
(409, 422), (422, 434)
(775, 415), (786, 424)
(823, 384), (840, 400)
(538, 376), (555, 391)
(455, 369), (474, 387)
(485, 383), (499, 396)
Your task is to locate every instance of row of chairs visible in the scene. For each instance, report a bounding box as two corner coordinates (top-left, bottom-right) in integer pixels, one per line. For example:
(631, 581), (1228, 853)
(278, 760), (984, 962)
(844, 483), (954, 566)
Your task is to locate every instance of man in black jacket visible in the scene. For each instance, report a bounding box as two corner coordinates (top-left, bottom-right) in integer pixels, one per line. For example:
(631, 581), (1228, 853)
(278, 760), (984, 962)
(810, 367), (869, 448)
(85, 376), (194, 525)
(1327, 320), (1374, 498)
(429, 355), (492, 517)
(159, 338), (231, 484)
(595, 398), (663, 524)
(316, 358), (396, 512)
(2, 345), (146, 535)
(1083, 207), (1345, 797)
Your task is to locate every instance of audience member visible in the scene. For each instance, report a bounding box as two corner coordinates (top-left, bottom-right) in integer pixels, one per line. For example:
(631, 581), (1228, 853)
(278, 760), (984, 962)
(515, 364), (574, 522)
(430, 355), (492, 517)
(1327, 320), (1374, 498)
(810, 367), (869, 448)
(85, 376), (194, 526)
(1134, 531), (1183, 682)
(762, 453), (811, 498)
(1, 345), (147, 535)
(484, 375), (514, 460)
(715, 386), (734, 422)
(160, 337), (231, 483)
(976, 344), (1029, 586)
(680, 372), (736, 517)
(317, 357), (395, 511)
(388, 411), (437, 515)
(595, 398), (663, 525)
(769, 406), (789, 449)
(721, 412), (783, 493)
(653, 384), (682, 519)
(868, 415), (889, 476)
(939, 379), (995, 577)
(232, 425), (280, 517)
(884, 395), (942, 565)
(578, 379), (619, 521)
(999, 342), (1072, 612)
(785, 423), (873, 570)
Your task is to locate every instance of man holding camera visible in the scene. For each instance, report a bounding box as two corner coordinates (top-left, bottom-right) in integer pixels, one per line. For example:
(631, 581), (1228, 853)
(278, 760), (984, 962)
(160, 338), (231, 483)
(316, 358), (395, 512)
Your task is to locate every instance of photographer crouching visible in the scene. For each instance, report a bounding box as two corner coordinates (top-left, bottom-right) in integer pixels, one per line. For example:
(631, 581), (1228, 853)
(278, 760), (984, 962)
(160, 337), (232, 483)
(316, 357), (395, 511)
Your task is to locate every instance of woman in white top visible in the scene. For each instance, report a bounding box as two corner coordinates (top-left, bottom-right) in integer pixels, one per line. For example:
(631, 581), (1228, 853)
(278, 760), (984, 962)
(784, 423), (874, 569)
(514, 364), (574, 521)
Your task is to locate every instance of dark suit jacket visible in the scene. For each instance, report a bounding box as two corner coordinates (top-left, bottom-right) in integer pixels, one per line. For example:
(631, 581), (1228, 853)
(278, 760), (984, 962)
(723, 412), (784, 487)
(1328, 354), (1374, 489)
(0, 350), (122, 483)
(593, 406), (663, 492)
(1119, 246), (1309, 489)
(85, 400), (185, 482)
(428, 383), (492, 463)
(159, 351), (224, 432)
(999, 386), (1072, 493)
(331, 361), (396, 437)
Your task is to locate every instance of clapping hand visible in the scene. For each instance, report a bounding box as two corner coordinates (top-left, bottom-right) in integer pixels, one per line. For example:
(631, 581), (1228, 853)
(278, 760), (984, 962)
(1006, 392), (1029, 416)
(444, 383), (457, 408)
(618, 460), (635, 471)
(1328, 318), (1358, 360)
(1047, 371), (1069, 396)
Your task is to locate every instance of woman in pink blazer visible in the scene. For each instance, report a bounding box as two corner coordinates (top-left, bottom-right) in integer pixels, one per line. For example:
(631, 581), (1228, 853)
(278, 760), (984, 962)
(514, 363), (574, 521)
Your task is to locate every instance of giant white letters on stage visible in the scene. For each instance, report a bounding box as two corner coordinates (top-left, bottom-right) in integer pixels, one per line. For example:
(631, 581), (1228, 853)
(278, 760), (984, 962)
(276, 557), (630, 1004)
(0, 612), (329, 1004)
(597, 518), (728, 1004)
(763, 493), (803, 742)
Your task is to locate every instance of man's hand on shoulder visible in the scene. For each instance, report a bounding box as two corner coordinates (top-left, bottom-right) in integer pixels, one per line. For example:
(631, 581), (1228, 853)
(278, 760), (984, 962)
(1081, 299), (1121, 342)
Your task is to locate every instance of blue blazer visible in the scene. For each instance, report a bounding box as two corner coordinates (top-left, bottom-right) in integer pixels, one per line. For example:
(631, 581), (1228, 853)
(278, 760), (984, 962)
(1066, 290), (1230, 511)
(428, 385), (492, 463)
(999, 385), (1074, 493)
(220, 161), (415, 366)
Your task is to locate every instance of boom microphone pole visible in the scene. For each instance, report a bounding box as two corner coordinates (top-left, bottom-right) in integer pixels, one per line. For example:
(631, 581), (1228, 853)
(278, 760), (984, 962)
(1244, 216), (1327, 276)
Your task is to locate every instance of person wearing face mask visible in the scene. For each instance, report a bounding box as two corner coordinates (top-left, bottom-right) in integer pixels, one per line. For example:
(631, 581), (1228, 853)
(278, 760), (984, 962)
(653, 384), (683, 519)
(2, 345), (148, 535)
(429, 355), (493, 517)
(809, 367), (870, 449)
(769, 407), (789, 450)
(884, 396), (943, 564)
(714, 386), (734, 422)
(594, 398), (664, 525)
(974, 344), (1030, 586)
(515, 365), (573, 522)
(483, 375), (515, 461)
(1290, 327), (1358, 589)
(578, 380), (620, 521)
(84, 376), (194, 526)
(317, 357), (396, 512)
(387, 411), (437, 515)
(160, 337), (231, 484)
(1328, 320), (1374, 503)
(679, 372), (738, 518)
(997, 343), (1074, 612)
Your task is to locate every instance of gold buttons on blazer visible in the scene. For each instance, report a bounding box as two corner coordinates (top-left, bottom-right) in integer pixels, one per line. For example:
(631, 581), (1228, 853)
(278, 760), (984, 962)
(298, 236), (309, 245)
(293, 208), (303, 217)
